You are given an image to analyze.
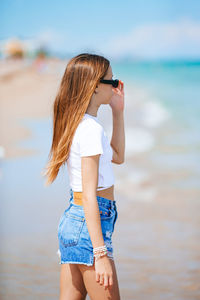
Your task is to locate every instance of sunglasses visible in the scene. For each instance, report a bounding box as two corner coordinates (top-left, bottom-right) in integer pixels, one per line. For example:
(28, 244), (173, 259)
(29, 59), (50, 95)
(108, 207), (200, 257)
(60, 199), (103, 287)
(99, 79), (120, 88)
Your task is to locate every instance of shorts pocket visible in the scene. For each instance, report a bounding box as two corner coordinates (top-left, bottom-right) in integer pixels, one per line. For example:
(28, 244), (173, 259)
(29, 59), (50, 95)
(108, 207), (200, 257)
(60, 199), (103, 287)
(99, 205), (114, 220)
(58, 212), (85, 247)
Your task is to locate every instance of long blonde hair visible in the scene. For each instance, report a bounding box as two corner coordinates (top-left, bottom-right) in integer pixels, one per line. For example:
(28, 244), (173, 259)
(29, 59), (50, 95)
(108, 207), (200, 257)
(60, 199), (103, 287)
(42, 53), (110, 186)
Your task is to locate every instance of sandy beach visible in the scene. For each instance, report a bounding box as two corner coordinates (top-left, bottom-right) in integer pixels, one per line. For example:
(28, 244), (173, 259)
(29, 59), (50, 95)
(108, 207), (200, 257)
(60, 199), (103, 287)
(0, 58), (68, 159)
(0, 58), (200, 299)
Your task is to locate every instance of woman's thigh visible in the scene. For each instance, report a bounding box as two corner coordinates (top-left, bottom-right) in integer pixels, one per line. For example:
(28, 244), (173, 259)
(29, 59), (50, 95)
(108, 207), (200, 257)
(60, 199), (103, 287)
(78, 258), (121, 300)
(59, 263), (87, 300)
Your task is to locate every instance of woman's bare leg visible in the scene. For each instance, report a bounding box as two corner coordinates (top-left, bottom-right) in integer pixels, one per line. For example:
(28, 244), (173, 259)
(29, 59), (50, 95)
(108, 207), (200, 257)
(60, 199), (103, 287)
(78, 258), (121, 300)
(59, 263), (87, 300)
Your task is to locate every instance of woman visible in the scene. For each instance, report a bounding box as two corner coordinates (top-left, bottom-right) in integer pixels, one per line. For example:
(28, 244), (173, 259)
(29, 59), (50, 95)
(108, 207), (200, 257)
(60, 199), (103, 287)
(43, 53), (125, 300)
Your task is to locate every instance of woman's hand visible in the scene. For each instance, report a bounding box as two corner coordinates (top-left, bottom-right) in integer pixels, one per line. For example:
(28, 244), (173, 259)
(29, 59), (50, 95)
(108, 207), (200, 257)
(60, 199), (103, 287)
(95, 254), (113, 290)
(109, 80), (124, 114)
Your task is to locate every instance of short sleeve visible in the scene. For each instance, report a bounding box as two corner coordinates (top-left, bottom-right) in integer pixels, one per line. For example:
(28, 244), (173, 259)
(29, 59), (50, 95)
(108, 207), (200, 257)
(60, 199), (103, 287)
(79, 121), (104, 157)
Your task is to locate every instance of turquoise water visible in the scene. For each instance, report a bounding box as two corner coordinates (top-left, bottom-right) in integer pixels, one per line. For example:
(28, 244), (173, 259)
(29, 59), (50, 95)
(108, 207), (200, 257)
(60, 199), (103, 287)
(113, 60), (200, 168)
(110, 60), (200, 192)
(113, 60), (200, 128)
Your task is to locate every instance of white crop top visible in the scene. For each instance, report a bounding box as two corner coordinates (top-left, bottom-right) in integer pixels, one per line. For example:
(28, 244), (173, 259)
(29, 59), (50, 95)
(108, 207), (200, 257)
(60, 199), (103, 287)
(66, 113), (115, 192)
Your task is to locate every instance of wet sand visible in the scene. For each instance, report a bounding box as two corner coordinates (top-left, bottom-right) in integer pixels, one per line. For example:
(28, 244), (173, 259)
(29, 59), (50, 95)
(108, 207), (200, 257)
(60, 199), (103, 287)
(0, 58), (200, 299)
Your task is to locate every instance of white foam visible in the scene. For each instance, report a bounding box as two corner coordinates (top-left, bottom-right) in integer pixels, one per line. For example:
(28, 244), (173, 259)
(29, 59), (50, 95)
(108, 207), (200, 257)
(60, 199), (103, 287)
(115, 184), (157, 202)
(127, 168), (151, 185)
(125, 127), (155, 155)
(125, 84), (170, 128)
(139, 100), (170, 127)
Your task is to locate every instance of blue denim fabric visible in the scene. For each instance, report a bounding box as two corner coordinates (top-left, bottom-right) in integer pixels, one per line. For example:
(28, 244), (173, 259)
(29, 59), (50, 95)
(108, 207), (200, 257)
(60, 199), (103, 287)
(57, 188), (118, 266)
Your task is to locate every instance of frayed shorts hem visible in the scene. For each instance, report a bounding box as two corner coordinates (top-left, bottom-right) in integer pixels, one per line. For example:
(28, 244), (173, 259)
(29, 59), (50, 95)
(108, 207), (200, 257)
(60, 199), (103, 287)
(57, 249), (114, 266)
(59, 260), (94, 266)
(59, 257), (114, 266)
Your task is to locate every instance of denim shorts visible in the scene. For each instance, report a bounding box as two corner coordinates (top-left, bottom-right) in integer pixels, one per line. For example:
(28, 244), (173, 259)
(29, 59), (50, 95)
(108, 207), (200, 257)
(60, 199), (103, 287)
(57, 188), (118, 266)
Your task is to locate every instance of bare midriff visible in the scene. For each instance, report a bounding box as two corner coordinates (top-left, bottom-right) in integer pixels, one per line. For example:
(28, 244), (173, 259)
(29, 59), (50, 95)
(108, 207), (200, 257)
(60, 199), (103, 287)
(96, 184), (115, 201)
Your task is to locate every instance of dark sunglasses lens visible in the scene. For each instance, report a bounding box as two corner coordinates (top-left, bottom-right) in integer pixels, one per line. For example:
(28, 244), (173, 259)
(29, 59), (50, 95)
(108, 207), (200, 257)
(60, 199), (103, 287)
(113, 80), (119, 88)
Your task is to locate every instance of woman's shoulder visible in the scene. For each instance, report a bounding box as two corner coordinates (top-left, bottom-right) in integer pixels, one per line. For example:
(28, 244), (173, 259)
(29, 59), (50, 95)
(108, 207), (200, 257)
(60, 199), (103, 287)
(77, 117), (104, 135)
(72, 117), (103, 145)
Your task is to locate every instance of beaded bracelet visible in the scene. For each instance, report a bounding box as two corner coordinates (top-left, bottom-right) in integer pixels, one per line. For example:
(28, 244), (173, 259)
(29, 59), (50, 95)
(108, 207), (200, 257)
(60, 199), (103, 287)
(93, 244), (108, 261)
(94, 251), (108, 261)
(93, 244), (107, 253)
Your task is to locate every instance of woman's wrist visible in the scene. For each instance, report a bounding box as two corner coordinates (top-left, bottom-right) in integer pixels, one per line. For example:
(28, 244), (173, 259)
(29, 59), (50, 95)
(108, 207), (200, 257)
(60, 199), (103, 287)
(112, 109), (124, 118)
(93, 244), (108, 261)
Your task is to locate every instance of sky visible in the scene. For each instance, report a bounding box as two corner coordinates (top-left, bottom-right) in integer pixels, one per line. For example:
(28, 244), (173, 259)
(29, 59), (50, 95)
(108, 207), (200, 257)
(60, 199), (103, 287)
(1, 0), (200, 60)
